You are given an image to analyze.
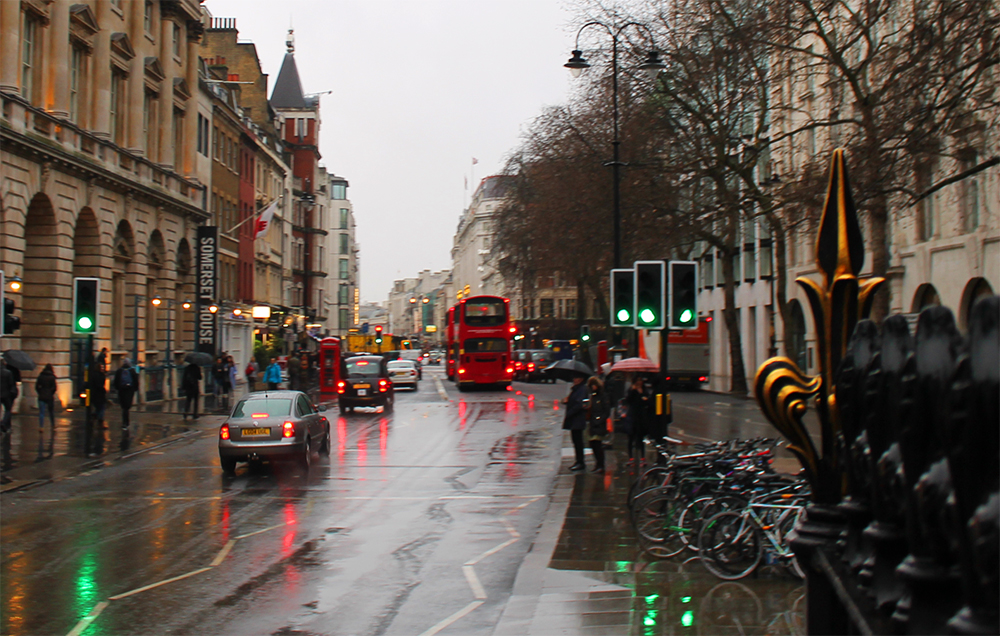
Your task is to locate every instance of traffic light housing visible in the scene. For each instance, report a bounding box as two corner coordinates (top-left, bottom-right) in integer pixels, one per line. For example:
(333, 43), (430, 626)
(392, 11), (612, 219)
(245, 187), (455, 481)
(374, 325), (383, 344)
(669, 261), (698, 329)
(610, 269), (635, 327)
(580, 325), (591, 342)
(73, 277), (99, 334)
(2, 297), (18, 335)
(634, 261), (665, 329)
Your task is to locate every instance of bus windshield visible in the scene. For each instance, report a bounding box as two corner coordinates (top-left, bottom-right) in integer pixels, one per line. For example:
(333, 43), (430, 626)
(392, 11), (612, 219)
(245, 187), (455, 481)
(463, 299), (506, 326)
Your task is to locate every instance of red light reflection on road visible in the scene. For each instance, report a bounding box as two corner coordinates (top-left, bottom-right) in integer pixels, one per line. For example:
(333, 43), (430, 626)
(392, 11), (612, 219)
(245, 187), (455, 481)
(458, 400), (467, 429)
(357, 430), (367, 466)
(528, 394), (535, 409)
(221, 500), (231, 542)
(505, 434), (522, 481)
(553, 400), (560, 410)
(379, 418), (388, 456)
(337, 417), (347, 460)
(282, 502), (297, 556)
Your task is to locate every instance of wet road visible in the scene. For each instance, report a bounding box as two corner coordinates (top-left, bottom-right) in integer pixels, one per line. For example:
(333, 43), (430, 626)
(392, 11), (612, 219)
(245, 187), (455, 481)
(2, 370), (801, 636)
(2, 368), (564, 636)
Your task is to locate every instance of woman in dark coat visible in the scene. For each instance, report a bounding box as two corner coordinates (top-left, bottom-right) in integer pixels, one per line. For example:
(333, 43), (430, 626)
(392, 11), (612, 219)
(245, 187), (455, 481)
(182, 362), (202, 420)
(625, 376), (651, 465)
(586, 376), (610, 474)
(562, 375), (591, 472)
(35, 363), (57, 458)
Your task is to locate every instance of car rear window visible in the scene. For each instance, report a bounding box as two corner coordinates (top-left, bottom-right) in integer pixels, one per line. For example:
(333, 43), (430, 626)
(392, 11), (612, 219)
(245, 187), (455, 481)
(346, 359), (382, 377)
(531, 352), (552, 363)
(388, 361), (415, 369)
(232, 398), (292, 418)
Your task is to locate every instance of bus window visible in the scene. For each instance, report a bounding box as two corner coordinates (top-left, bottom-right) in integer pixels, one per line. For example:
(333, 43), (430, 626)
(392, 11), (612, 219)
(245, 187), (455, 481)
(464, 338), (508, 352)
(463, 299), (506, 326)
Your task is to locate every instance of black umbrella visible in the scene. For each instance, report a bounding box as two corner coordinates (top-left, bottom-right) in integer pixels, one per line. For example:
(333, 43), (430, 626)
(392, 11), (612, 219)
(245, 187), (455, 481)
(2, 350), (36, 371)
(542, 359), (593, 382)
(184, 351), (214, 366)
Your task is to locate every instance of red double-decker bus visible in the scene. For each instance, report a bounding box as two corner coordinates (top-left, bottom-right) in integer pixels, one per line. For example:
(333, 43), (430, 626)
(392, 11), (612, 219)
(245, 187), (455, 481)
(445, 306), (456, 380)
(449, 295), (514, 390)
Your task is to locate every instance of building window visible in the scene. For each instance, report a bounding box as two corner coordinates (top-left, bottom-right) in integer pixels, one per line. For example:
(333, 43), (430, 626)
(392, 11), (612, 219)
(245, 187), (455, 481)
(759, 222), (773, 279)
(340, 208), (349, 228)
(110, 70), (125, 144)
(339, 307), (349, 329)
(338, 285), (349, 304)
(144, 1), (153, 34)
(172, 22), (181, 58)
(173, 109), (184, 167)
(339, 258), (349, 279)
(702, 252), (714, 289)
(340, 233), (349, 254)
(540, 298), (554, 318)
(197, 114), (208, 156)
(21, 12), (36, 102)
(566, 298), (577, 319)
(143, 91), (158, 157)
(69, 46), (85, 123)
(332, 183), (347, 200)
(212, 126), (220, 160)
(744, 218), (756, 282)
(963, 156), (981, 234)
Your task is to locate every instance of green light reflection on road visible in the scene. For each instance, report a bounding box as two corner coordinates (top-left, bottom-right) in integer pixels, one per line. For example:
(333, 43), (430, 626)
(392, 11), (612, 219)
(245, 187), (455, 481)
(75, 552), (98, 624)
(681, 610), (695, 627)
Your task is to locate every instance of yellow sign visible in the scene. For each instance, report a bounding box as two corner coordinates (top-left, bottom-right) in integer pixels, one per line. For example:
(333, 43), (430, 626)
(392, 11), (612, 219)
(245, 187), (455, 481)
(425, 325), (437, 333)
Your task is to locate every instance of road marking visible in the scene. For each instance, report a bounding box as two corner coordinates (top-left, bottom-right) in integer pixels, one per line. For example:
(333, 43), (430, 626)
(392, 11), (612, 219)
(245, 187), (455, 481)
(66, 601), (108, 636)
(419, 601), (485, 636)
(107, 567), (212, 601)
(235, 523), (285, 539)
(210, 539), (236, 566)
(433, 376), (449, 401)
(462, 565), (487, 599)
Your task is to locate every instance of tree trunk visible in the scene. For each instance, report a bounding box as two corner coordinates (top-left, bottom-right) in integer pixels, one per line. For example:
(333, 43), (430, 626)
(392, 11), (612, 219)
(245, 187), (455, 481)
(868, 195), (890, 322)
(769, 213), (791, 357)
(720, 247), (749, 394)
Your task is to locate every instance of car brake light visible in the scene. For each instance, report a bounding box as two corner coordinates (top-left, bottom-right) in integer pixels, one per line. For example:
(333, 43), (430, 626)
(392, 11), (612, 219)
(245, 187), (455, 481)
(458, 368), (466, 374)
(698, 376), (707, 382)
(220, 424), (230, 440)
(506, 367), (514, 374)
(379, 378), (388, 392)
(282, 421), (294, 438)
(509, 326), (516, 333)
(528, 363), (534, 370)
(337, 380), (346, 394)
(252, 413), (268, 419)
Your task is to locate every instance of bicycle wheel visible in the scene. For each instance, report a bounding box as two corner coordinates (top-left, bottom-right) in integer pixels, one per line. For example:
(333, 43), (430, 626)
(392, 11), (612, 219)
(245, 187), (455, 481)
(698, 511), (763, 580)
(678, 495), (747, 552)
(627, 465), (673, 510)
(633, 492), (687, 558)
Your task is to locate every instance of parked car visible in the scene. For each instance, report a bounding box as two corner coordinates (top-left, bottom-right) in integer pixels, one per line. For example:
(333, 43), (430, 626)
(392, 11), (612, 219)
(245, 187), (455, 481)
(526, 349), (555, 383)
(398, 350), (424, 379)
(337, 355), (395, 413)
(388, 360), (419, 390)
(218, 390), (330, 473)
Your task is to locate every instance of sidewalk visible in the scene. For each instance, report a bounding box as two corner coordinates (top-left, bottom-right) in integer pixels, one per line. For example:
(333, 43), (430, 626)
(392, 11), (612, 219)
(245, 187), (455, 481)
(0, 397), (224, 493)
(494, 434), (805, 636)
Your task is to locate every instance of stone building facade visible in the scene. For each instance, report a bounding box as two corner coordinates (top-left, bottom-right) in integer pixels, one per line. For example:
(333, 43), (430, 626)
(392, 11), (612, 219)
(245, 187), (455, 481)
(1, 0), (208, 408)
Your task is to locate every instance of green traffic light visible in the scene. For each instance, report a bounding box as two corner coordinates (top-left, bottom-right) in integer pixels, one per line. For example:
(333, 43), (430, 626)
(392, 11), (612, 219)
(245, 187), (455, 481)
(679, 309), (693, 324)
(616, 308), (631, 322)
(77, 316), (93, 331)
(639, 308), (656, 324)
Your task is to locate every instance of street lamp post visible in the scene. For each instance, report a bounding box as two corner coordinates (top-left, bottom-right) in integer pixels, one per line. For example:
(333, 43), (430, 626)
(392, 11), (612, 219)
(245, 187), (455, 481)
(151, 296), (192, 399)
(564, 23), (665, 270)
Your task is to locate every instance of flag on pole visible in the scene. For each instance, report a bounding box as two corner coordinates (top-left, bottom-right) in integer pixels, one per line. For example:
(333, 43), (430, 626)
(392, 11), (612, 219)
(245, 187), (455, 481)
(254, 199), (279, 239)
(472, 157), (478, 165)
(464, 176), (468, 190)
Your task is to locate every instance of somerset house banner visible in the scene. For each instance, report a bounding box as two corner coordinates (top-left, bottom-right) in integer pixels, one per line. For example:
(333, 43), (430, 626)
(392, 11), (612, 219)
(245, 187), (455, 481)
(196, 226), (218, 355)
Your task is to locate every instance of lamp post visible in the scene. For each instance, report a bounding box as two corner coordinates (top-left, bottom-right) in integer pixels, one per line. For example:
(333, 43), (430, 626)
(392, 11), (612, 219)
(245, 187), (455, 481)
(564, 23), (665, 269)
(151, 296), (192, 398)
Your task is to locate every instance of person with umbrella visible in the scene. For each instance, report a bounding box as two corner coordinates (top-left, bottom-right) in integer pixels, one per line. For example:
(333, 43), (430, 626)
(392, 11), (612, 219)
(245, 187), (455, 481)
(112, 359), (138, 450)
(562, 373), (591, 472)
(182, 360), (202, 420)
(624, 376), (652, 466)
(86, 349), (108, 456)
(586, 376), (611, 474)
(35, 363), (57, 459)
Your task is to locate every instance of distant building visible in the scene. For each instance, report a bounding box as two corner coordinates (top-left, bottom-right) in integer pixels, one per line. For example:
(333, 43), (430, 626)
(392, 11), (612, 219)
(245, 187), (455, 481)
(451, 176), (514, 307)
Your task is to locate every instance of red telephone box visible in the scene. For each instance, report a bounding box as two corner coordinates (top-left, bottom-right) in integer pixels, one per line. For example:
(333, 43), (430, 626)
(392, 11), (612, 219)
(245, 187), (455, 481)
(319, 337), (341, 395)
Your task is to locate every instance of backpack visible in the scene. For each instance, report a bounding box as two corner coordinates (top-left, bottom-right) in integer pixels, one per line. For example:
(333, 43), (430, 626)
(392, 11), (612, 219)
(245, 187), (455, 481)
(246, 363), (255, 377)
(120, 368), (133, 389)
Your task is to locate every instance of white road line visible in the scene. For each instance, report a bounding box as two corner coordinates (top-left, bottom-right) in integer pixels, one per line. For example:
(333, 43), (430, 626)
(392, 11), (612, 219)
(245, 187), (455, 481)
(462, 565), (487, 600)
(235, 523), (285, 539)
(418, 601), (485, 636)
(465, 537), (518, 565)
(65, 601), (108, 636)
(433, 376), (449, 401)
(107, 567), (212, 601)
(210, 539), (236, 567)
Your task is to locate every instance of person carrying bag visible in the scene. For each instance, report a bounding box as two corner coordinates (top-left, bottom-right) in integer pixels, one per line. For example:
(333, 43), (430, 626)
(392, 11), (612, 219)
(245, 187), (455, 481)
(586, 376), (610, 474)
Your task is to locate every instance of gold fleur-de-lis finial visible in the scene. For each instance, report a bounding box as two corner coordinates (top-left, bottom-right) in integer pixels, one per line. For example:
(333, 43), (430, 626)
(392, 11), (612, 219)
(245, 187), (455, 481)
(754, 150), (885, 503)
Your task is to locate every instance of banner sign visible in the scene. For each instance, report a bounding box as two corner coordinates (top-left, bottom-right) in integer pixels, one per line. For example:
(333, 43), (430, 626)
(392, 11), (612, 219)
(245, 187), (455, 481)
(196, 226), (218, 355)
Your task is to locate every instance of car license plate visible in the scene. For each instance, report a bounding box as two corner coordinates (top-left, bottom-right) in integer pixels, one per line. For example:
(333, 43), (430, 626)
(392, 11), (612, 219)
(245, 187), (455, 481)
(355, 384), (370, 389)
(242, 427), (270, 437)
(357, 389), (367, 396)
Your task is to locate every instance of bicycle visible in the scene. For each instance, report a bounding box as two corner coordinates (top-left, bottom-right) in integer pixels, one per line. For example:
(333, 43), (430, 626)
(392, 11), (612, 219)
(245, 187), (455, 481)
(697, 497), (805, 580)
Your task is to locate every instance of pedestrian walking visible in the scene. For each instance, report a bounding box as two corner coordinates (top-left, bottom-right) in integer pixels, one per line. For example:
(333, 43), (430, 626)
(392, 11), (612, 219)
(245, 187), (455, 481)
(1, 359), (19, 469)
(245, 358), (259, 394)
(624, 376), (651, 466)
(182, 361), (202, 420)
(586, 376), (610, 474)
(86, 350), (108, 456)
(35, 363), (57, 459)
(226, 355), (237, 410)
(264, 357), (282, 391)
(213, 356), (228, 411)
(112, 359), (138, 451)
(562, 374), (591, 472)
(288, 352), (301, 391)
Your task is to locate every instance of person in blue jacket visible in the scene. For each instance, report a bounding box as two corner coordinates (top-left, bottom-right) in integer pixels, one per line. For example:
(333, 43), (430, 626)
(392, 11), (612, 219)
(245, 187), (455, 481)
(264, 358), (282, 391)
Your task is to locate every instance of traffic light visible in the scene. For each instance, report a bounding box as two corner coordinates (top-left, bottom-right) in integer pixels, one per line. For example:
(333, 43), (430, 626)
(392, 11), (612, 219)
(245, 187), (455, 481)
(669, 261), (699, 329)
(610, 269), (634, 327)
(634, 261), (665, 329)
(2, 297), (19, 335)
(580, 325), (591, 342)
(374, 325), (383, 345)
(73, 277), (99, 334)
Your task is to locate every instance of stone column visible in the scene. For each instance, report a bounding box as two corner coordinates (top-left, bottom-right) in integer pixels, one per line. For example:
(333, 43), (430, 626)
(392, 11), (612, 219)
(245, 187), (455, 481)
(182, 29), (199, 177)
(157, 12), (176, 168)
(126, 0), (145, 154)
(0, 0), (22, 93)
(47, 0), (70, 117)
(90, 0), (112, 137)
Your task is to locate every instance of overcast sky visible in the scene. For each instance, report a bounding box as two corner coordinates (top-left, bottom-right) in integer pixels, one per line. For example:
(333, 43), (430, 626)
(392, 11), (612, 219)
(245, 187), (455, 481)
(204, 0), (578, 303)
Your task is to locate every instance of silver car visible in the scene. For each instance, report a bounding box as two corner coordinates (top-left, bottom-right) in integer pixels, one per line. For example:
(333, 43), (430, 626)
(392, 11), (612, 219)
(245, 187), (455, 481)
(218, 390), (330, 473)
(387, 359), (419, 389)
